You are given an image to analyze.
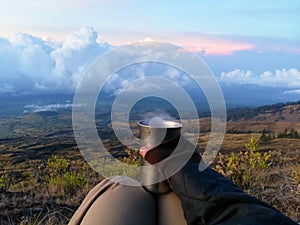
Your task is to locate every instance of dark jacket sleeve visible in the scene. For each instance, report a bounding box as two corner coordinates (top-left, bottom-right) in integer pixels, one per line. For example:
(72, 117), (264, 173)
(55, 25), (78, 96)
(170, 164), (298, 225)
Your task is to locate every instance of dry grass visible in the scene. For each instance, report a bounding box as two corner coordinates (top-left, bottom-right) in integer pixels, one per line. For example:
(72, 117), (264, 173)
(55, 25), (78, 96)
(0, 156), (102, 225)
(247, 160), (300, 220)
(1, 137), (299, 223)
(1, 106), (300, 223)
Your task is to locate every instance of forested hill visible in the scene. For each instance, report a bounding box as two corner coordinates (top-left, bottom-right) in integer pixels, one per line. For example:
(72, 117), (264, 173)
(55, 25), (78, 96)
(227, 100), (300, 121)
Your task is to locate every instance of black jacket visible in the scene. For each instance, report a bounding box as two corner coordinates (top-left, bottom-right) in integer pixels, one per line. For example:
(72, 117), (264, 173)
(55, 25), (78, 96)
(170, 164), (298, 225)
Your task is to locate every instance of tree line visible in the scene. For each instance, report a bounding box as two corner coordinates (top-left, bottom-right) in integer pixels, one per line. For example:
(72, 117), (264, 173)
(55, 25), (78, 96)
(227, 100), (300, 121)
(260, 128), (300, 142)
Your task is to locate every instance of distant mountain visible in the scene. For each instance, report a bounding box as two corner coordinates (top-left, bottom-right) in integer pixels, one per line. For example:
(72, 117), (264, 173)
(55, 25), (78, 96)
(227, 101), (300, 121)
(224, 101), (300, 134)
(219, 83), (300, 107)
(0, 83), (299, 119)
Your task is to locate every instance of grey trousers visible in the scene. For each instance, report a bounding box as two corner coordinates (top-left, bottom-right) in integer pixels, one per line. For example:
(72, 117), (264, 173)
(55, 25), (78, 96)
(69, 176), (187, 225)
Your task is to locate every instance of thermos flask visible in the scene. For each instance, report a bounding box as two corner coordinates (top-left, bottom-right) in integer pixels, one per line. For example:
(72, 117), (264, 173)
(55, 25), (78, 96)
(138, 117), (182, 194)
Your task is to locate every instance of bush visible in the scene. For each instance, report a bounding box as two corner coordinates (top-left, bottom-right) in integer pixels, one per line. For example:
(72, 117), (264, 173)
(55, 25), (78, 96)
(292, 165), (300, 186)
(92, 148), (143, 181)
(0, 174), (9, 192)
(215, 137), (272, 189)
(44, 155), (87, 196)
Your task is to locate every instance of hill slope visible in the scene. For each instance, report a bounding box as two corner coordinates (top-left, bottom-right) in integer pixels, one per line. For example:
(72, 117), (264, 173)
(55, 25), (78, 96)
(225, 101), (300, 133)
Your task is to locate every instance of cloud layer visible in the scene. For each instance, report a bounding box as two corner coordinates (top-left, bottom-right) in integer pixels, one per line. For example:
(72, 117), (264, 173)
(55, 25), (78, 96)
(219, 68), (300, 89)
(23, 103), (84, 113)
(0, 27), (299, 96)
(0, 26), (111, 95)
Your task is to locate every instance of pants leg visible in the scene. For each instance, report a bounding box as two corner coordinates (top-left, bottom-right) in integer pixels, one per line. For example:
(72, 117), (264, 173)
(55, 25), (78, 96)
(69, 176), (156, 225)
(158, 191), (187, 225)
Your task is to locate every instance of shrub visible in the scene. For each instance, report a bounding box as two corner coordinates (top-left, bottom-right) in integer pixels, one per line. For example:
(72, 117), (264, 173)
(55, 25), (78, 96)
(215, 136), (272, 189)
(0, 173), (9, 192)
(292, 165), (300, 186)
(42, 155), (87, 196)
(89, 148), (143, 181)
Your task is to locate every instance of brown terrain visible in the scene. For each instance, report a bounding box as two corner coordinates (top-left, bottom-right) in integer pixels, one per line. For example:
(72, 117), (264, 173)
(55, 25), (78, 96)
(0, 102), (299, 223)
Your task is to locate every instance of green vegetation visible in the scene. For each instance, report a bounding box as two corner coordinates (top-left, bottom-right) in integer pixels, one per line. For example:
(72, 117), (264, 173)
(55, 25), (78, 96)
(227, 100), (300, 121)
(43, 156), (88, 196)
(215, 137), (272, 189)
(1, 101), (300, 223)
(92, 149), (142, 179)
(0, 149), (144, 224)
(0, 156), (101, 225)
(1, 137), (299, 223)
(259, 129), (275, 142)
(291, 165), (300, 185)
(277, 128), (300, 139)
(213, 136), (299, 221)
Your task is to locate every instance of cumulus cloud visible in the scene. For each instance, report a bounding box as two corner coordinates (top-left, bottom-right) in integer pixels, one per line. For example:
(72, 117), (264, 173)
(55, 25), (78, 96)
(0, 26), (112, 95)
(219, 68), (300, 88)
(220, 69), (253, 80)
(1, 27), (299, 96)
(102, 62), (193, 96)
(0, 29), (195, 97)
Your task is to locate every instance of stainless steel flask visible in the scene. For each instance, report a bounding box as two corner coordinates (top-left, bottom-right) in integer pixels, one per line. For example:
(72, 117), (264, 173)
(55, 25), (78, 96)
(139, 118), (182, 194)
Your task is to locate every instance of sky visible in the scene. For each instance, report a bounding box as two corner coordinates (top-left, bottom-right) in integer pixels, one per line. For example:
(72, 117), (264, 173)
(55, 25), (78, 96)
(0, 0), (299, 96)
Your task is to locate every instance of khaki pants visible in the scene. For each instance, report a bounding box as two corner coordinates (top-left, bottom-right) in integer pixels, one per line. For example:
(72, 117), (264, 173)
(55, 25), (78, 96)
(69, 176), (187, 225)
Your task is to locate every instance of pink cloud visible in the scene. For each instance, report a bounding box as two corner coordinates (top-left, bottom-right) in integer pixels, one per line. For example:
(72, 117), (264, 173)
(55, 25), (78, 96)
(166, 35), (255, 55)
(106, 33), (255, 55)
(184, 40), (254, 55)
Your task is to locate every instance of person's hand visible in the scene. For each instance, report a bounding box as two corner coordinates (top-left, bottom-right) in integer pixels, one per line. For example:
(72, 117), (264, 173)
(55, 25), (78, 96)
(139, 146), (150, 158)
(140, 137), (181, 164)
(140, 138), (201, 169)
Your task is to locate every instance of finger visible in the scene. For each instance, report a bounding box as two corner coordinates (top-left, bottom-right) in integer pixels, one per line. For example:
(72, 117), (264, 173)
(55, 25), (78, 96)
(139, 146), (151, 158)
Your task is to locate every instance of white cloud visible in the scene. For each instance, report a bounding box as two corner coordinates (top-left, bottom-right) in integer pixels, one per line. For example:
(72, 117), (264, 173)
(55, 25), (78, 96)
(0, 83), (15, 94)
(1, 27), (299, 96)
(0, 26), (112, 95)
(163, 67), (191, 85)
(220, 69), (253, 80)
(102, 63), (193, 96)
(284, 89), (300, 95)
(219, 68), (300, 88)
(23, 103), (84, 113)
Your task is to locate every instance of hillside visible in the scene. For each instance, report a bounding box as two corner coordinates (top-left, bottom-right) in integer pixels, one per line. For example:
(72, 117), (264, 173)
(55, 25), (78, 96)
(1, 100), (300, 163)
(0, 100), (299, 223)
(226, 101), (300, 133)
(227, 101), (300, 121)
